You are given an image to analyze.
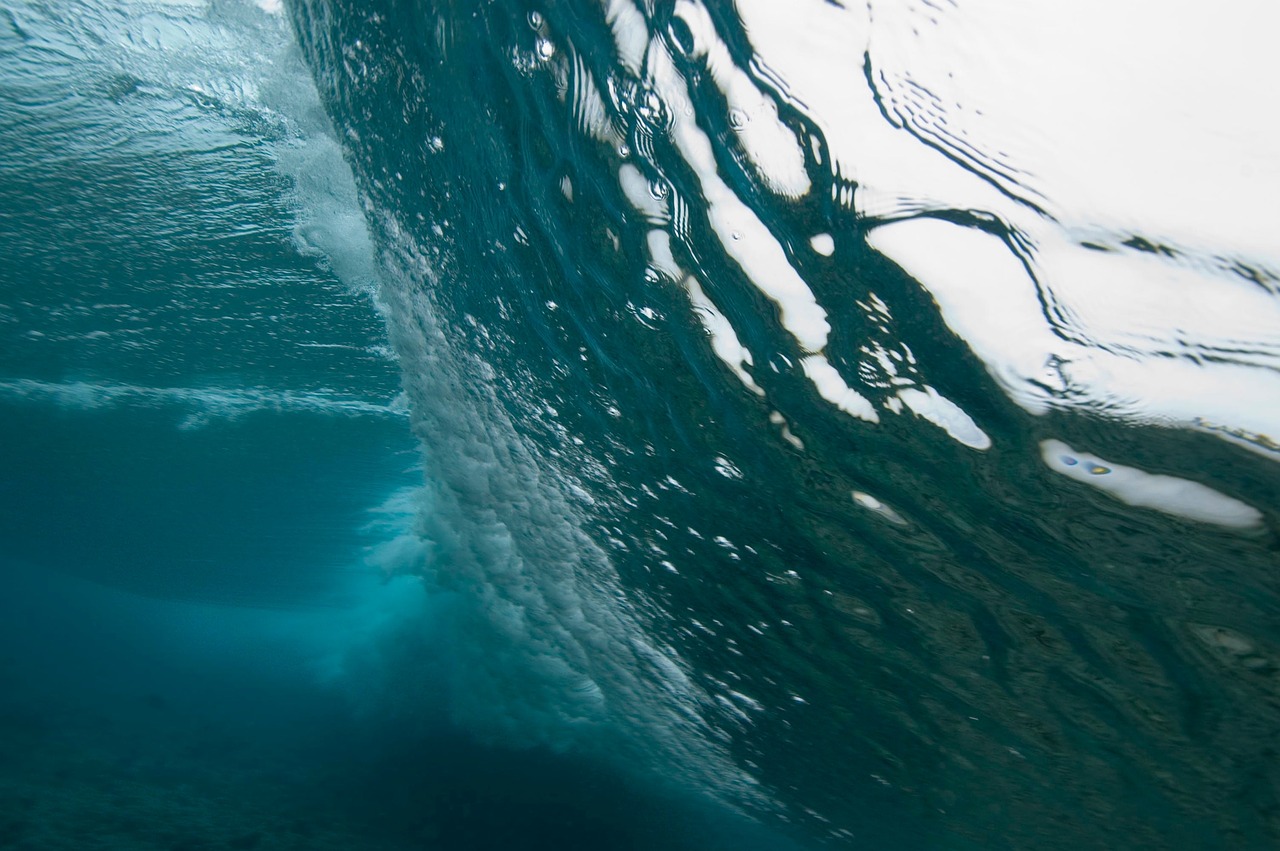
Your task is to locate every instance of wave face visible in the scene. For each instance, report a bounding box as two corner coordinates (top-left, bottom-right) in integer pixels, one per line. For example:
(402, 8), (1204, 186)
(287, 0), (1280, 847)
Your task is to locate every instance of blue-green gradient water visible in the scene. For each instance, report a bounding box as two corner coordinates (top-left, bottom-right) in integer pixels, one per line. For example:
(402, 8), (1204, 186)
(3, 0), (1279, 848)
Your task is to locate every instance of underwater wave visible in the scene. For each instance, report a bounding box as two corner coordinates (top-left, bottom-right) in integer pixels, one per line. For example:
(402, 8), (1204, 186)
(289, 0), (1280, 847)
(3, 0), (1279, 847)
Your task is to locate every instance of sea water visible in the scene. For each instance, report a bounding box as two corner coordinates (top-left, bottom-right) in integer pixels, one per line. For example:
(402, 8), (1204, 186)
(2, 1), (1279, 849)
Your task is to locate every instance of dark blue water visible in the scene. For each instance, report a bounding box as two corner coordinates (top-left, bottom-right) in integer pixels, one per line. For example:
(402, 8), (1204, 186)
(3, 0), (1279, 848)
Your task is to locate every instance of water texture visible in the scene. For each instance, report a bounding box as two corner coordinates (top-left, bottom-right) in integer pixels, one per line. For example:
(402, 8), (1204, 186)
(3, 0), (1279, 848)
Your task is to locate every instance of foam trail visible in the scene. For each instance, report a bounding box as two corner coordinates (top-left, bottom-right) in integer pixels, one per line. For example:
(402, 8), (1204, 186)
(359, 219), (771, 809)
(0, 378), (405, 426)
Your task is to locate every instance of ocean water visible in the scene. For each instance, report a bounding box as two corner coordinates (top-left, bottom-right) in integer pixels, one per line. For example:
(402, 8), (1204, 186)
(2, 0), (1278, 848)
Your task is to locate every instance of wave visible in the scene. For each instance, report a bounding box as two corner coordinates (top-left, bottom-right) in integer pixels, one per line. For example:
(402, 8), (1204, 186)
(287, 0), (1280, 845)
(5, 0), (1278, 846)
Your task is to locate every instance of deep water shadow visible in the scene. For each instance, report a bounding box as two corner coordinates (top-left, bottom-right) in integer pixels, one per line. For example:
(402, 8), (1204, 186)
(309, 727), (808, 851)
(0, 557), (806, 851)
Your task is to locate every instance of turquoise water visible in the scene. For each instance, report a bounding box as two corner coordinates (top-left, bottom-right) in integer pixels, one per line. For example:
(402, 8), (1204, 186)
(3, 0), (1279, 848)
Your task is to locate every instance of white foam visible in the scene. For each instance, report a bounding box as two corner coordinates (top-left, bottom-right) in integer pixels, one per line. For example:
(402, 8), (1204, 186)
(685, 277), (765, 397)
(861, 0), (1280, 256)
(619, 165), (764, 398)
(604, 0), (649, 76)
(360, 483), (435, 579)
(1042, 440), (1262, 529)
(867, 217), (1280, 443)
(733, 0), (1280, 454)
(809, 233), (835, 257)
(632, 37), (885, 427)
(648, 39), (831, 354)
(866, 218), (1059, 412)
(619, 163), (669, 223)
(645, 229), (682, 280)
(671, 0), (811, 199)
(897, 386), (990, 450)
(801, 355), (878, 423)
(852, 490), (906, 525)
(0, 378), (404, 425)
